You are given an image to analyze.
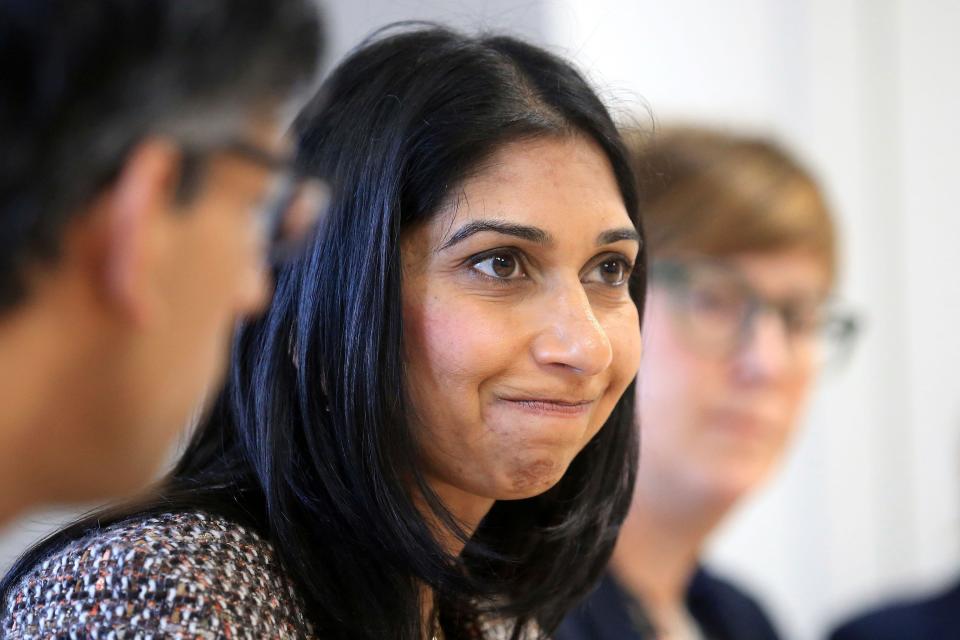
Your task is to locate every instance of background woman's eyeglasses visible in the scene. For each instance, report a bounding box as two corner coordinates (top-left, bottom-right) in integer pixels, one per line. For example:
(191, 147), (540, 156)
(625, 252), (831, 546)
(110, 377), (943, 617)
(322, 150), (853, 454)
(650, 259), (860, 368)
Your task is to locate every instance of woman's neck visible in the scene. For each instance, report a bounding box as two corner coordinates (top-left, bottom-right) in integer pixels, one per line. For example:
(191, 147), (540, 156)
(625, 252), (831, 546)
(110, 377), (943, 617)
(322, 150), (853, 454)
(420, 585), (440, 640)
(418, 478), (494, 557)
(609, 484), (730, 634)
(414, 478), (495, 637)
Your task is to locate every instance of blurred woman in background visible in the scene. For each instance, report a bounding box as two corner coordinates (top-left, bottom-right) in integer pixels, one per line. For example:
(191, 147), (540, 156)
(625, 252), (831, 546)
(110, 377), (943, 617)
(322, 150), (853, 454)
(1, 25), (645, 639)
(559, 127), (857, 640)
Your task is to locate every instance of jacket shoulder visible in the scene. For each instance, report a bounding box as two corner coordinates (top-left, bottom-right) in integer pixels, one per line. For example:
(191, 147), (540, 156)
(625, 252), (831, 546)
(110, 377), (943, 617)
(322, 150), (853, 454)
(829, 580), (960, 640)
(2, 511), (310, 639)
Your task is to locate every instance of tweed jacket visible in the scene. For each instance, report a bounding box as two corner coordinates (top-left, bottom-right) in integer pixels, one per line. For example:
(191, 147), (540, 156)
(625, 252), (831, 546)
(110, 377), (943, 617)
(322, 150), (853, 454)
(1, 511), (529, 639)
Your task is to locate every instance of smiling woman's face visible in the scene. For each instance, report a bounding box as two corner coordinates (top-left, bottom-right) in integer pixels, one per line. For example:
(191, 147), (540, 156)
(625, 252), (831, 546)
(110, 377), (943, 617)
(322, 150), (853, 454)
(401, 135), (643, 522)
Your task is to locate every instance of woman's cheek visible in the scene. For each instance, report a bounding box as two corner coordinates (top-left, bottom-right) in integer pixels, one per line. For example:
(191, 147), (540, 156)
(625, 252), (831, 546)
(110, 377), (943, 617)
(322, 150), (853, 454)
(414, 294), (517, 389)
(604, 302), (643, 384)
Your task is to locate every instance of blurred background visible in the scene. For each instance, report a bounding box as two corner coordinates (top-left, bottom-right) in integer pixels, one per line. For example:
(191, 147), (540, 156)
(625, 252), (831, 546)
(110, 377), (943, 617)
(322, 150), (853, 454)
(3, 2), (958, 638)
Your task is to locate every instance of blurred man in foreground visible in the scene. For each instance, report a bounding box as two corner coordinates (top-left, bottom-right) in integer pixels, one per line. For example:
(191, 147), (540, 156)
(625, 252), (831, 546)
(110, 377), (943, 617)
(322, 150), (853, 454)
(0, 0), (325, 526)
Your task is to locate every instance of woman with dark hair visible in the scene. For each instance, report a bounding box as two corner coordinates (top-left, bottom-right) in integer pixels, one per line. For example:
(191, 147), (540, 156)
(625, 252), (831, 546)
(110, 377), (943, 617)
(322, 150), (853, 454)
(558, 127), (857, 640)
(1, 25), (646, 639)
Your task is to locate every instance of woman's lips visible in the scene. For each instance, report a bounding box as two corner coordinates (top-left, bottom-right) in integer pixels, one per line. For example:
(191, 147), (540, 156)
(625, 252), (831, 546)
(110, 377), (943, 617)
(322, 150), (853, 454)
(711, 409), (777, 440)
(498, 397), (596, 417)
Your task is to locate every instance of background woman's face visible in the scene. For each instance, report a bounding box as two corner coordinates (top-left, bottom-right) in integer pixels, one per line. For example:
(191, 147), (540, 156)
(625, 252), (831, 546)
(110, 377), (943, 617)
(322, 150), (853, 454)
(636, 250), (829, 512)
(401, 135), (642, 518)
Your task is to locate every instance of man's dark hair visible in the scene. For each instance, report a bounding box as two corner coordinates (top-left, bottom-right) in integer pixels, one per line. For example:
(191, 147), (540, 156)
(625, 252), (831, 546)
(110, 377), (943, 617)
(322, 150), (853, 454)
(0, 0), (323, 309)
(2, 24), (645, 640)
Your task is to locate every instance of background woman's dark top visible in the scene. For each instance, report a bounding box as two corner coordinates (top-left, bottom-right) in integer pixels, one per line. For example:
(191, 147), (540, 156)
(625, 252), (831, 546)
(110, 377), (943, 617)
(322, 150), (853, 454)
(828, 577), (960, 640)
(556, 567), (781, 640)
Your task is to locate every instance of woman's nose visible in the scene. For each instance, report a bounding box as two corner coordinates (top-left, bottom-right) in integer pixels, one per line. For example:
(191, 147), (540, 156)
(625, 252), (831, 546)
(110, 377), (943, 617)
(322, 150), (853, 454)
(531, 286), (613, 376)
(734, 309), (793, 382)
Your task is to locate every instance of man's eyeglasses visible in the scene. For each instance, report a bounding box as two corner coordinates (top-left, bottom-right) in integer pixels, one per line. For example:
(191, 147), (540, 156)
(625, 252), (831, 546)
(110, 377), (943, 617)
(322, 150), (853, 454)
(203, 139), (329, 263)
(650, 258), (860, 368)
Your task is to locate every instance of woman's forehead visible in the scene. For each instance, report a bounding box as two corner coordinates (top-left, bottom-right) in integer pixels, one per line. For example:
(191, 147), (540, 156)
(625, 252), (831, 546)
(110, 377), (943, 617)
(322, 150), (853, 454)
(420, 138), (633, 246)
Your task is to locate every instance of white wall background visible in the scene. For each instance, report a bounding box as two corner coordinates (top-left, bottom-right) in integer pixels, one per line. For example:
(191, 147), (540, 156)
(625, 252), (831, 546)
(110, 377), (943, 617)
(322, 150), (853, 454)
(3, 2), (958, 639)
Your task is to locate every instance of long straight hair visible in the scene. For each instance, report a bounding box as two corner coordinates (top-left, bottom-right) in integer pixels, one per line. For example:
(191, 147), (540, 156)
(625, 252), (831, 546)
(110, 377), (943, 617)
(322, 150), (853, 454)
(2, 25), (646, 640)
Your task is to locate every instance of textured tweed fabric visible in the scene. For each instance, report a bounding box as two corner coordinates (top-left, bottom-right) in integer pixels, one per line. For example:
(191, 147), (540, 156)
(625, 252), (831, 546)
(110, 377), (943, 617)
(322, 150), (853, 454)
(1, 511), (533, 639)
(2, 512), (311, 639)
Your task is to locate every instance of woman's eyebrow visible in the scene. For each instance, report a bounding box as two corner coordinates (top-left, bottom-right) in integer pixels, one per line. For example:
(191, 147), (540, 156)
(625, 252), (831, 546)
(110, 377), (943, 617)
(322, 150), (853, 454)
(597, 227), (641, 246)
(439, 219), (550, 251)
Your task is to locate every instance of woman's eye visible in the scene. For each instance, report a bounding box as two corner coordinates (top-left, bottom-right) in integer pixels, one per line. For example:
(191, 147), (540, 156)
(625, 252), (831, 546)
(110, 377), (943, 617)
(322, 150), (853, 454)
(585, 257), (630, 286)
(471, 252), (524, 280)
(783, 303), (824, 336)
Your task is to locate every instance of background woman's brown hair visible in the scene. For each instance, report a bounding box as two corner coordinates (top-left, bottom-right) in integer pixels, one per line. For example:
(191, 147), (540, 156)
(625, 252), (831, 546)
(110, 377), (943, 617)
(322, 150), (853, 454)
(627, 127), (837, 284)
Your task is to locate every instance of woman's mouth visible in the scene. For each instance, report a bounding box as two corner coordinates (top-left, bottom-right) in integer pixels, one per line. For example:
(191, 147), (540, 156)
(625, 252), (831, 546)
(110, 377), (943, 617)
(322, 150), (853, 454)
(498, 397), (596, 417)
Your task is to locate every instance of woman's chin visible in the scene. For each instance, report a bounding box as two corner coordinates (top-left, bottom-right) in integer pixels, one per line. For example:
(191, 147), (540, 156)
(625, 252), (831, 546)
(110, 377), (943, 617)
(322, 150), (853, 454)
(495, 456), (570, 500)
(692, 464), (771, 510)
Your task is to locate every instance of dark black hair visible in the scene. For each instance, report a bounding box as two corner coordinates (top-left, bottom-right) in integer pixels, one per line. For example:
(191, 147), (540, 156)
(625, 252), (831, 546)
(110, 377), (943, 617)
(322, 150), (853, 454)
(0, 0), (323, 310)
(2, 24), (645, 640)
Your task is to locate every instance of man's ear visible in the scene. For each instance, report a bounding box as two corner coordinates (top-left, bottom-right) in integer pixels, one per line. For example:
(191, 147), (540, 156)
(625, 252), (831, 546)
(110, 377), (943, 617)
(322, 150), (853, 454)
(100, 137), (182, 326)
